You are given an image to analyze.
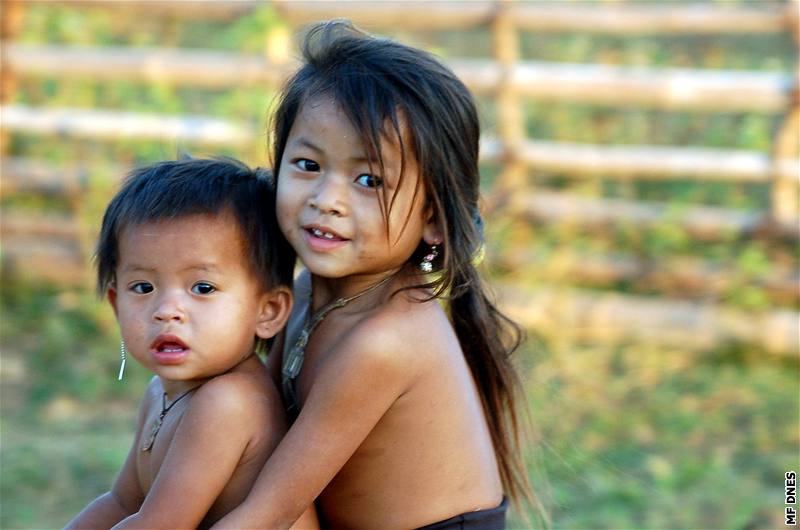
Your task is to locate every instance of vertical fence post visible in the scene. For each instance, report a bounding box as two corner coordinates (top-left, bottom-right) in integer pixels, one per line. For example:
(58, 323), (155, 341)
(770, 0), (799, 230)
(261, 19), (292, 163)
(489, 0), (527, 214)
(1, 0), (24, 153)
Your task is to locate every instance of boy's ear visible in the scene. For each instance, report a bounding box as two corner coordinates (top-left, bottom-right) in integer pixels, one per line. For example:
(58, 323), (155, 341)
(107, 286), (119, 318)
(255, 286), (293, 340)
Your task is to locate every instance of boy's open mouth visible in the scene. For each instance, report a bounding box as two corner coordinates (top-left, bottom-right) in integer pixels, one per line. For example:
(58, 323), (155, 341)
(150, 335), (189, 364)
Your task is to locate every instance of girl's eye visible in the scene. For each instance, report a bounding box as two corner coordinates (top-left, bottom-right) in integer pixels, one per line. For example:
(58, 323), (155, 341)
(131, 282), (154, 294)
(355, 174), (383, 188)
(191, 282), (216, 295)
(295, 159), (320, 172)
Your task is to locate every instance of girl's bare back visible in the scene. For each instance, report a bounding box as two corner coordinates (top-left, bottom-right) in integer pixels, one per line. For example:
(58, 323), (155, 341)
(283, 275), (503, 528)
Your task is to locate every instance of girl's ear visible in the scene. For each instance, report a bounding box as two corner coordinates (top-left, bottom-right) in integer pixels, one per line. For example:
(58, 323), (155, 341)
(420, 191), (443, 246)
(422, 213), (443, 247)
(255, 286), (293, 340)
(107, 286), (119, 318)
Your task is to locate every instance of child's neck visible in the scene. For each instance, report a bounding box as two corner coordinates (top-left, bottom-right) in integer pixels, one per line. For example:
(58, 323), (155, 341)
(310, 268), (406, 312)
(157, 353), (255, 399)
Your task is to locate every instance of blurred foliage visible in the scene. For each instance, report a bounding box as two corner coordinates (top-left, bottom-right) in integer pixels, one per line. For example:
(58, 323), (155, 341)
(1, 2), (798, 529)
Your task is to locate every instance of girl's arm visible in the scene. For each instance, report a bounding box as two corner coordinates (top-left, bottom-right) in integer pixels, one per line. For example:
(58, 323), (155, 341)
(110, 374), (282, 530)
(211, 320), (415, 529)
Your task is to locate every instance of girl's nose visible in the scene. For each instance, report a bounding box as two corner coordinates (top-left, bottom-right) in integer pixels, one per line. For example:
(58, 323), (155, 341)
(152, 295), (186, 323)
(308, 173), (347, 217)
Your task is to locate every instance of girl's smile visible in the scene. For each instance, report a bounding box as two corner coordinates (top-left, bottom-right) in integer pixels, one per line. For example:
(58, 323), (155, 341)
(276, 96), (436, 295)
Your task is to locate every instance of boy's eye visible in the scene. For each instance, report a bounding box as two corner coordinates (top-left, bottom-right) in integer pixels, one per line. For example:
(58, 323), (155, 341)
(191, 282), (216, 295)
(130, 282), (154, 294)
(295, 159), (320, 172)
(355, 174), (383, 188)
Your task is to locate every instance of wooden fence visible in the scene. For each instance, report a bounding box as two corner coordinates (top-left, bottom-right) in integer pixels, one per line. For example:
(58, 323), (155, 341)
(2, 0), (798, 355)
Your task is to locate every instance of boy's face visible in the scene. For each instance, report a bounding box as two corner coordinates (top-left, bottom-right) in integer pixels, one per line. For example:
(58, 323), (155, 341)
(109, 212), (290, 394)
(276, 96), (437, 292)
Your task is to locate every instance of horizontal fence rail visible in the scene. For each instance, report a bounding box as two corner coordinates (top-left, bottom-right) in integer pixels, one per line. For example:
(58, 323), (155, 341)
(6, 43), (793, 112)
(38, 1), (795, 34)
(495, 248), (800, 306)
(276, 1), (794, 34)
(481, 138), (799, 182)
(37, 0), (260, 19)
(1, 105), (252, 146)
(3, 0), (798, 356)
(5, 106), (795, 187)
(516, 191), (797, 239)
(497, 283), (799, 356)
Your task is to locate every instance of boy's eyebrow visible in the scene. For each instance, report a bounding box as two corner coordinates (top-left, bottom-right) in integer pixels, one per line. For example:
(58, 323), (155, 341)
(181, 264), (222, 274)
(119, 264), (156, 273)
(118, 264), (223, 274)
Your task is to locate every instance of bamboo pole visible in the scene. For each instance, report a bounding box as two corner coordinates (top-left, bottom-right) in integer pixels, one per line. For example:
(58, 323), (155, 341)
(480, 138), (798, 183)
(0, 157), (96, 197)
(36, 0), (258, 20)
(496, 283), (799, 357)
(0, 0), (23, 157)
(274, 0), (495, 30)
(6, 44), (791, 112)
(489, 1), (527, 213)
(1, 105), (253, 146)
(274, 1), (789, 35)
(1, 239), (86, 284)
(769, 0), (800, 230)
(510, 3), (789, 35)
(495, 247), (800, 307)
(3, 44), (295, 89)
(516, 190), (799, 240)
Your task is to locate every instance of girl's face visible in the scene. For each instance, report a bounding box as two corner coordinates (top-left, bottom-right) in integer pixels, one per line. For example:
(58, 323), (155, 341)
(109, 213), (286, 395)
(276, 97), (436, 289)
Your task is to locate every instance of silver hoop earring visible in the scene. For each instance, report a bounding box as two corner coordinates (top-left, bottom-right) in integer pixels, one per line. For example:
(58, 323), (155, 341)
(419, 244), (439, 273)
(117, 340), (127, 381)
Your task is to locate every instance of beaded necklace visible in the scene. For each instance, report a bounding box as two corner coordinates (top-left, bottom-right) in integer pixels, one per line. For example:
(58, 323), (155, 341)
(141, 386), (197, 452)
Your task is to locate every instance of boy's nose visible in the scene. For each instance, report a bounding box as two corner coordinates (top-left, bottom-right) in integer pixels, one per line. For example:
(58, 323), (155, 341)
(308, 173), (347, 217)
(152, 296), (186, 323)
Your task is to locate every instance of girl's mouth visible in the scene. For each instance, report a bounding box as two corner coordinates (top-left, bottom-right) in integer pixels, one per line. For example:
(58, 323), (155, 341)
(303, 226), (348, 251)
(150, 335), (189, 365)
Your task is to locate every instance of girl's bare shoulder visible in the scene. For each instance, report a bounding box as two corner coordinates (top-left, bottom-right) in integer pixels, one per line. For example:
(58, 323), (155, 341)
(338, 292), (454, 371)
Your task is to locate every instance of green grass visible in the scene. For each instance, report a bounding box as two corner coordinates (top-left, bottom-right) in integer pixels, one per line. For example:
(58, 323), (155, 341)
(517, 341), (799, 529)
(2, 286), (797, 529)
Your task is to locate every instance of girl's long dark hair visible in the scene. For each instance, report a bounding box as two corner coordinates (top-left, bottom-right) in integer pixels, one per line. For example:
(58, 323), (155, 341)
(271, 20), (536, 513)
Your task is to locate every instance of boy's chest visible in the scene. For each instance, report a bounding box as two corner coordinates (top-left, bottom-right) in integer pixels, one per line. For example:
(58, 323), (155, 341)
(135, 405), (188, 492)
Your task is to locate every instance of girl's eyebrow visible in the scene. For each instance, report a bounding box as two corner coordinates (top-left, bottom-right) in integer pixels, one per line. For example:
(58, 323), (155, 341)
(293, 135), (376, 164)
(293, 136), (323, 153)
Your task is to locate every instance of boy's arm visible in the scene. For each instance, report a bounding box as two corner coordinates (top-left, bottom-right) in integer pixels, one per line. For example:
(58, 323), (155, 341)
(65, 380), (152, 529)
(111, 375), (276, 530)
(211, 320), (416, 529)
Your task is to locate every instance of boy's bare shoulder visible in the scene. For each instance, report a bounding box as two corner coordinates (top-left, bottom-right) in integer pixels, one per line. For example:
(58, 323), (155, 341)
(190, 358), (284, 432)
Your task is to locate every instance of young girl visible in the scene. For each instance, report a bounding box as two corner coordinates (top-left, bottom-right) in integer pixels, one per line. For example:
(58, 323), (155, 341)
(214, 21), (533, 529)
(65, 158), (318, 529)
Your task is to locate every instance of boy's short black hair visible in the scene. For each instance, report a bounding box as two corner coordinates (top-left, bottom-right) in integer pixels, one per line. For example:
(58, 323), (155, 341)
(95, 157), (295, 294)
